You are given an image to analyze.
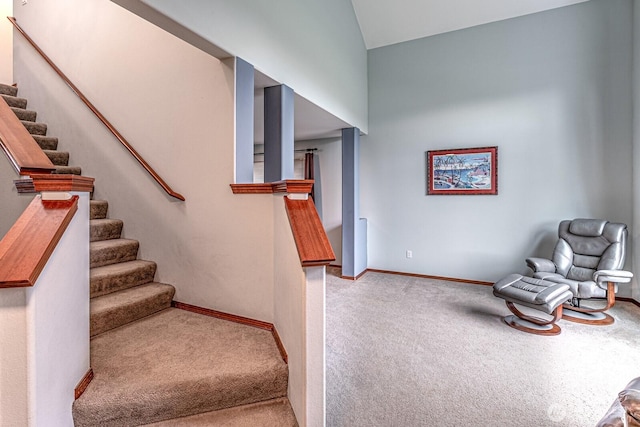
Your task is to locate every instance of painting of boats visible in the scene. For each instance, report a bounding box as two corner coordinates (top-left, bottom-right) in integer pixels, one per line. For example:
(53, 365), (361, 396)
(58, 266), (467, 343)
(426, 146), (498, 195)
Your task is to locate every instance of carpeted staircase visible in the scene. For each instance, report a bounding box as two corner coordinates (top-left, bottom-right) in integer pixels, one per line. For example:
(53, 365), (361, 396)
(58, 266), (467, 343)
(1, 83), (298, 426)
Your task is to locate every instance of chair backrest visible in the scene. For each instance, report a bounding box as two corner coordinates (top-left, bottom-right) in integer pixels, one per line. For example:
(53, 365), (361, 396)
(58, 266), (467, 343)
(552, 218), (627, 281)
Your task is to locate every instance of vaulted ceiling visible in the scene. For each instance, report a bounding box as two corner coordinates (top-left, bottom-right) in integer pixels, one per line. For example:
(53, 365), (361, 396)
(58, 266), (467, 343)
(259, 0), (592, 143)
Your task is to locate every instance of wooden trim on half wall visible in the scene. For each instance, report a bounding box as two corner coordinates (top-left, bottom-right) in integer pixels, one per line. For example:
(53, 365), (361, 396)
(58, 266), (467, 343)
(31, 174), (95, 193)
(172, 301), (288, 364)
(284, 196), (335, 267)
(0, 195), (79, 288)
(75, 368), (94, 400)
(230, 179), (314, 195)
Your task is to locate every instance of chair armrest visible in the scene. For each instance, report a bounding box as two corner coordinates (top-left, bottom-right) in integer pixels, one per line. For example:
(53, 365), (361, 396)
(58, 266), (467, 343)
(594, 270), (633, 289)
(620, 389), (640, 426)
(526, 257), (556, 273)
(596, 399), (625, 427)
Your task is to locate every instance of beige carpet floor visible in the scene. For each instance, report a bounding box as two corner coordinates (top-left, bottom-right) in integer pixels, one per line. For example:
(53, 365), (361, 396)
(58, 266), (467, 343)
(73, 308), (289, 426)
(326, 268), (640, 426)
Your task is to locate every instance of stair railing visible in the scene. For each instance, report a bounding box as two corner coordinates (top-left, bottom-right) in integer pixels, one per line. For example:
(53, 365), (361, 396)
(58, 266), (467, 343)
(8, 17), (186, 201)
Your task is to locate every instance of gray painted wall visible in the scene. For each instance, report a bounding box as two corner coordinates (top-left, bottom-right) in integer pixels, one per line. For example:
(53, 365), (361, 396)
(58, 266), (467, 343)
(363, 0), (634, 283)
(633, 0), (640, 300)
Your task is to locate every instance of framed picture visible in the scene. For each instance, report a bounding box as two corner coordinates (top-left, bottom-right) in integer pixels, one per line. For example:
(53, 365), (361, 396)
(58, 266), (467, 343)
(426, 146), (498, 195)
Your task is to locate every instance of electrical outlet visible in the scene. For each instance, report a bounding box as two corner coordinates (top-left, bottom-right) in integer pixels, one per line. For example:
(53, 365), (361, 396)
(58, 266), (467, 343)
(406, 250), (412, 259)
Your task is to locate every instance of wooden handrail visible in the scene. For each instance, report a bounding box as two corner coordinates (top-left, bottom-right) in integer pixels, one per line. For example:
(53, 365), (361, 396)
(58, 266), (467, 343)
(0, 95), (55, 175)
(284, 196), (335, 267)
(0, 195), (78, 288)
(8, 17), (185, 201)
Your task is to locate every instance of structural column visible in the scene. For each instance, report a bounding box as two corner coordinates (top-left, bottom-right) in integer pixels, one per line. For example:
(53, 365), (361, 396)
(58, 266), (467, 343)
(264, 84), (294, 182)
(234, 57), (255, 183)
(342, 127), (367, 279)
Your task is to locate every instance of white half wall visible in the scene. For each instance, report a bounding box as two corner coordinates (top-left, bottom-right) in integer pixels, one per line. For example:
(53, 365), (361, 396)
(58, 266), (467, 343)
(363, 0), (634, 284)
(0, 193), (90, 427)
(273, 194), (307, 425)
(273, 194), (326, 427)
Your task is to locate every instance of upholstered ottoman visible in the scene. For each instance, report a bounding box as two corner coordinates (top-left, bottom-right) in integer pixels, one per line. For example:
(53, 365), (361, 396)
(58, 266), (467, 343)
(493, 274), (574, 335)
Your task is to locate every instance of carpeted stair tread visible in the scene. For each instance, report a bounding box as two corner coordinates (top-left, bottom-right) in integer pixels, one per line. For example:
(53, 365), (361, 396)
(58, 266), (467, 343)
(43, 149), (69, 166)
(21, 120), (47, 135)
(1, 93), (27, 109)
(73, 308), (289, 427)
(143, 397), (298, 427)
(11, 106), (37, 121)
(90, 218), (123, 242)
(90, 259), (157, 297)
(90, 282), (175, 337)
(90, 200), (109, 220)
(0, 83), (18, 97)
(32, 135), (58, 150)
(53, 165), (82, 175)
(90, 238), (139, 268)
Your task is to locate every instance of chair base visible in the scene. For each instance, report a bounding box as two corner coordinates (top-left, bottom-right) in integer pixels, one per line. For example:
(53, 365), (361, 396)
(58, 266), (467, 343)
(503, 315), (562, 336)
(562, 307), (614, 325)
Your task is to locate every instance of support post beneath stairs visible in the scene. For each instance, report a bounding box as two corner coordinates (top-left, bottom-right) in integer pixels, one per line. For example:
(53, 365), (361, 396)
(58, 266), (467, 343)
(264, 84), (294, 182)
(342, 127), (367, 279)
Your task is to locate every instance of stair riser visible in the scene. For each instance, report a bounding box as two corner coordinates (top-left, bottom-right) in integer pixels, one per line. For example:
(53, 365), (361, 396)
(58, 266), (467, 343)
(91, 263), (157, 297)
(90, 201), (109, 220)
(90, 241), (139, 268)
(0, 84), (18, 97)
(32, 135), (58, 151)
(21, 120), (47, 135)
(2, 94), (27, 109)
(11, 107), (37, 121)
(44, 150), (70, 166)
(90, 285), (175, 337)
(54, 166), (82, 175)
(91, 220), (123, 242)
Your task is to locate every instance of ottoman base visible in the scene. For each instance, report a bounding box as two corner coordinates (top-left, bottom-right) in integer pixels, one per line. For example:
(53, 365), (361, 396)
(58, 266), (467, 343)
(562, 308), (614, 325)
(493, 274), (573, 336)
(503, 302), (563, 336)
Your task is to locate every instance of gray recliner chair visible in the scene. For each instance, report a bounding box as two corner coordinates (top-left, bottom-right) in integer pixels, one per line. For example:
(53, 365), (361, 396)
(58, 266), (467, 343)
(526, 218), (633, 325)
(493, 218), (633, 335)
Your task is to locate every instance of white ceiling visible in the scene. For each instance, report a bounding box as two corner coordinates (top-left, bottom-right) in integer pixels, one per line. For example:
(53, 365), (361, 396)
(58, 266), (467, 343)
(350, 0), (590, 49)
